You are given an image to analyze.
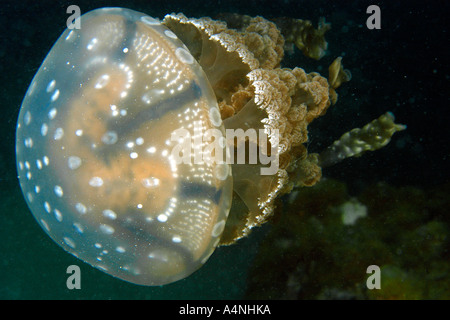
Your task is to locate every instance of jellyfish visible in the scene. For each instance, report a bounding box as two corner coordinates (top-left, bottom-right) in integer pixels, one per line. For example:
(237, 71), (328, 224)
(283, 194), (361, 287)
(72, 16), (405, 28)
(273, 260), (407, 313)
(15, 8), (405, 286)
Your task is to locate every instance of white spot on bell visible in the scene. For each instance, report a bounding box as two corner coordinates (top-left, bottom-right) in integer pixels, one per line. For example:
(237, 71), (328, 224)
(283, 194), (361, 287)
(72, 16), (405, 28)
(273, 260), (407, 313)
(41, 123), (48, 136)
(141, 16), (160, 25)
(44, 201), (51, 213)
(63, 237), (76, 249)
(214, 163), (229, 181)
(172, 236), (182, 243)
(54, 185), (63, 197)
(50, 89), (60, 102)
(24, 111), (31, 125)
(209, 107), (222, 127)
(87, 37), (98, 50)
(65, 30), (75, 42)
(130, 152), (138, 159)
(175, 47), (194, 64)
(136, 137), (144, 145)
(101, 131), (118, 145)
(164, 30), (177, 39)
(102, 209), (117, 220)
(116, 246), (126, 253)
(99, 224), (115, 235)
(73, 222), (84, 233)
(54, 128), (64, 140)
(89, 177), (104, 187)
(94, 74), (110, 89)
(46, 80), (56, 93)
(24, 137), (33, 148)
(40, 219), (50, 232)
(36, 159), (42, 169)
(68, 156), (82, 170)
(142, 177), (160, 188)
(48, 108), (57, 120)
(75, 203), (87, 214)
(212, 220), (226, 237)
(157, 214), (168, 223)
(54, 209), (63, 222)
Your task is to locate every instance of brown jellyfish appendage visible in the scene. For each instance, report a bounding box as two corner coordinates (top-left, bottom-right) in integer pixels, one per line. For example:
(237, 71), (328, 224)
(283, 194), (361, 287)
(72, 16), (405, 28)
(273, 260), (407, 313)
(272, 16), (331, 60)
(328, 56), (352, 104)
(217, 13), (331, 61)
(163, 13), (405, 244)
(163, 13), (342, 244)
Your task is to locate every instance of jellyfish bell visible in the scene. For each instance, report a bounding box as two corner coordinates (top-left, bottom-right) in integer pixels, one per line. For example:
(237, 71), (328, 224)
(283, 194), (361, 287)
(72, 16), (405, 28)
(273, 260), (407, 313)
(15, 8), (405, 286)
(16, 8), (233, 286)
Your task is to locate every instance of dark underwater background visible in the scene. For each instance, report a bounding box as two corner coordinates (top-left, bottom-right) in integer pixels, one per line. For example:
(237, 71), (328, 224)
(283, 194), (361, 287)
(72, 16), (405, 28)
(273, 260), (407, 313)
(0, 0), (448, 299)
